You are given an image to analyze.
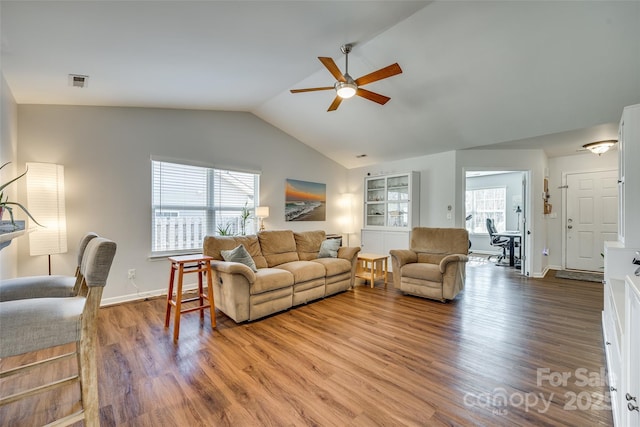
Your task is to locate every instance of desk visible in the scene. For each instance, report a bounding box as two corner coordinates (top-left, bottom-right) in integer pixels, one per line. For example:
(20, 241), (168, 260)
(493, 231), (521, 267)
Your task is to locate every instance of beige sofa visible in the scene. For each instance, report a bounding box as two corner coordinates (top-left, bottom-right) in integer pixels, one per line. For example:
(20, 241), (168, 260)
(203, 230), (360, 322)
(390, 227), (469, 302)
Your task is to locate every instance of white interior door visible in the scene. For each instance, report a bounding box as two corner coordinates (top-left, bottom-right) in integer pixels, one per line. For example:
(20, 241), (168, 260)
(565, 170), (618, 271)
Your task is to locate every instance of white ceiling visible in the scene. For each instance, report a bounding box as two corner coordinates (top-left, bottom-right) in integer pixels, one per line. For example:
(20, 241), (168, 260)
(2, 1), (639, 168)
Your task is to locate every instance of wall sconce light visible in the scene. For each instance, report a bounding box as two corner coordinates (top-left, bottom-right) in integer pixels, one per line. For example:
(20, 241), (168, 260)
(26, 162), (67, 274)
(582, 139), (617, 156)
(255, 206), (269, 232)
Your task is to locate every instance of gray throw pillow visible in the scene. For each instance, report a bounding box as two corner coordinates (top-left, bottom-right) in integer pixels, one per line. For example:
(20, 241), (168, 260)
(221, 244), (258, 272)
(318, 239), (340, 258)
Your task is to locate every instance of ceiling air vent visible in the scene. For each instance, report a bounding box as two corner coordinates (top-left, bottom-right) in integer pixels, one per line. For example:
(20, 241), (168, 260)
(68, 74), (89, 88)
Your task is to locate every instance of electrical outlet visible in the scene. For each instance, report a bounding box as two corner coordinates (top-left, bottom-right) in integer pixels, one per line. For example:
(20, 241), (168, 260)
(128, 269), (136, 279)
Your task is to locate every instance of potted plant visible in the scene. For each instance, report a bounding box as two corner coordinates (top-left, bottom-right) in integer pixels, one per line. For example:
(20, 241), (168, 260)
(0, 162), (43, 228)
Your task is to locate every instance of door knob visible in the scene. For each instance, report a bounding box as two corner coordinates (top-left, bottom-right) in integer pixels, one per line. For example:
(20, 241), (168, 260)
(568, 225), (573, 229)
(627, 393), (637, 402)
(629, 403), (639, 412)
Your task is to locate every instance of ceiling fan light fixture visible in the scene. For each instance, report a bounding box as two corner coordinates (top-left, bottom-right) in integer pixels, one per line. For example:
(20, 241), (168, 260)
(335, 81), (357, 99)
(583, 139), (617, 155)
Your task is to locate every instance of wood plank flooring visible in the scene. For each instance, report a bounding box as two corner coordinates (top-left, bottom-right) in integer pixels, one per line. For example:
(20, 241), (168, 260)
(0, 257), (613, 426)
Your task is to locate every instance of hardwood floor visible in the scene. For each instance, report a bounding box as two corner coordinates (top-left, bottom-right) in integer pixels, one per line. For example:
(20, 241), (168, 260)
(1, 258), (613, 426)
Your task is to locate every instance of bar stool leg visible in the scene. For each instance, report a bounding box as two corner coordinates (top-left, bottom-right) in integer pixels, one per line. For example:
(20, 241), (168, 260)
(165, 262), (176, 328)
(205, 261), (216, 328)
(197, 262), (205, 323)
(173, 263), (184, 341)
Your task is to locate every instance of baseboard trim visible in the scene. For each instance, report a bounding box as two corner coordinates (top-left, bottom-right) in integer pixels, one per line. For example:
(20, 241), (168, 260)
(101, 284), (198, 307)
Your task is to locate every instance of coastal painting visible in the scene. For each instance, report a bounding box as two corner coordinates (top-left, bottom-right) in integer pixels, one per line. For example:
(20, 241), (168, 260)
(285, 179), (326, 221)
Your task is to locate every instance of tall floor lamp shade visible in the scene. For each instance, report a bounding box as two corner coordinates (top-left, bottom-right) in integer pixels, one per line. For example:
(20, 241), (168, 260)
(26, 162), (67, 274)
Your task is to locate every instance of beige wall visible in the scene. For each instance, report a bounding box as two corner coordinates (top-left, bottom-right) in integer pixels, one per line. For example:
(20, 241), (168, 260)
(16, 105), (349, 303)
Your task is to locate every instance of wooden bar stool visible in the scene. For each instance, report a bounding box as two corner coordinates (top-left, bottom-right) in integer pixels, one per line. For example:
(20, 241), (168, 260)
(165, 254), (216, 341)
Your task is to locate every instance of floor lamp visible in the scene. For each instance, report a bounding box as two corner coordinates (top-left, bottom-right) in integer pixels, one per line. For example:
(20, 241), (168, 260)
(26, 163), (68, 275)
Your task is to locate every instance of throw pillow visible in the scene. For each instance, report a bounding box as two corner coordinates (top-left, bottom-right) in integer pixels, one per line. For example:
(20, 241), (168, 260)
(221, 244), (258, 272)
(318, 238), (340, 258)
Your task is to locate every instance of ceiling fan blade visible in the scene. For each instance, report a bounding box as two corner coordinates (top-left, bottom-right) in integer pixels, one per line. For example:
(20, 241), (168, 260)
(327, 96), (343, 112)
(356, 88), (391, 105)
(319, 57), (346, 83)
(290, 87), (334, 93)
(355, 63), (402, 86)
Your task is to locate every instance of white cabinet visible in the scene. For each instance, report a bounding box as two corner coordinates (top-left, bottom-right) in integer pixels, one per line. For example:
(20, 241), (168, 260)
(362, 172), (419, 269)
(618, 104), (640, 247)
(603, 103), (640, 426)
(364, 172), (419, 230)
(625, 275), (640, 426)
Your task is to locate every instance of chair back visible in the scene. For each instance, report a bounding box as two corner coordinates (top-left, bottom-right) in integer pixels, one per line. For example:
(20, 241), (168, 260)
(80, 237), (117, 289)
(410, 227), (469, 256)
(486, 218), (508, 246)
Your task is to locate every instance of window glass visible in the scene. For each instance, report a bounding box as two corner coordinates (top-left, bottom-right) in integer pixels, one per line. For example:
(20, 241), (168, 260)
(465, 187), (506, 234)
(152, 160), (259, 254)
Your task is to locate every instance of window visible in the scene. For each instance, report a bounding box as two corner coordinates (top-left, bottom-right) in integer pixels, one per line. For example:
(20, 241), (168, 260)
(465, 187), (506, 234)
(151, 160), (259, 254)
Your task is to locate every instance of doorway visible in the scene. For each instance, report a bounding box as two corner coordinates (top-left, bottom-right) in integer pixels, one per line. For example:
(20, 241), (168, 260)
(564, 170), (618, 271)
(464, 170), (529, 276)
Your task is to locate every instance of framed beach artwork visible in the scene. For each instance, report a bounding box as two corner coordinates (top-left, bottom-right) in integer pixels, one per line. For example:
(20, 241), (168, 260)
(285, 179), (326, 221)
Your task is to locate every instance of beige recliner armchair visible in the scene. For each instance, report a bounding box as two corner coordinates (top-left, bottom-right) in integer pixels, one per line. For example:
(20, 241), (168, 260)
(390, 227), (469, 302)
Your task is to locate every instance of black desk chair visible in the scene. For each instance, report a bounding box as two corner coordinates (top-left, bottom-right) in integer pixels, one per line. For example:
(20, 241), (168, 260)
(486, 218), (510, 264)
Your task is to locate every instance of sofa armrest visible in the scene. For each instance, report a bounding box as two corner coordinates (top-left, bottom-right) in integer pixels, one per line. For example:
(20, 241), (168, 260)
(438, 254), (469, 274)
(210, 260), (256, 283)
(337, 246), (360, 261)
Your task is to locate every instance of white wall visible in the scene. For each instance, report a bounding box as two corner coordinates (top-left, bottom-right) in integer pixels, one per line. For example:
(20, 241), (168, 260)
(546, 150), (618, 269)
(16, 105), (349, 304)
(0, 74), (19, 278)
(347, 151), (457, 246)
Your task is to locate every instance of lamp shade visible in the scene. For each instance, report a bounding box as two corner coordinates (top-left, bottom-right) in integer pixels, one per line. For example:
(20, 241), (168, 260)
(255, 206), (269, 218)
(26, 163), (67, 256)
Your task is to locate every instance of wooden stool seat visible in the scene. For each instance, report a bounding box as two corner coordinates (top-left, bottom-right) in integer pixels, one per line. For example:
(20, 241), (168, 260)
(165, 254), (216, 341)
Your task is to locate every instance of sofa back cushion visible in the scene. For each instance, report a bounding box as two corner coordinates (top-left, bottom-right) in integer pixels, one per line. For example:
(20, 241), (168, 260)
(258, 230), (300, 267)
(294, 230), (326, 260)
(410, 227), (469, 263)
(203, 235), (267, 269)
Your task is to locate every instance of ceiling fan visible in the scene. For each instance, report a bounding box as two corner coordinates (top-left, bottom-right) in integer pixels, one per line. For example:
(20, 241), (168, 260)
(290, 44), (403, 112)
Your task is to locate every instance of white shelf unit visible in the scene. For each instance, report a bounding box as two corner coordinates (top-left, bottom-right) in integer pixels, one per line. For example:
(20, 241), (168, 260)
(603, 103), (640, 426)
(361, 172), (420, 270)
(364, 172), (419, 230)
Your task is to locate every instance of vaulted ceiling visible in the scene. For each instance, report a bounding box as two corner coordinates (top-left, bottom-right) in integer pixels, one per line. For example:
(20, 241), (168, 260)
(2, 1), (639, 168)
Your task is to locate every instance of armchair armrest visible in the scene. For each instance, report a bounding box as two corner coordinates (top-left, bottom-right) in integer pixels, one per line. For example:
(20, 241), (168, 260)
(209, 260), (256, 283)
(439, 254), (469, 274)
(389, 249), (417, 268)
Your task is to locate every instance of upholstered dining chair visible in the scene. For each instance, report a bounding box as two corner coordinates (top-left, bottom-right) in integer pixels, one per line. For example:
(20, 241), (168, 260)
(0, 237), (116, 427)
(0, 232), (98, 301)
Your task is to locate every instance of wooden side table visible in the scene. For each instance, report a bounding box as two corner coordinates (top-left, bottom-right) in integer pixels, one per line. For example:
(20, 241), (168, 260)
(355, 253), (388, 288)
(165, 254), (216, 341)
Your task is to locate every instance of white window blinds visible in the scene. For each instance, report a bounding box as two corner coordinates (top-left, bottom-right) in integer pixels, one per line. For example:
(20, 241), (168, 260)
(151, 160), (259, 254)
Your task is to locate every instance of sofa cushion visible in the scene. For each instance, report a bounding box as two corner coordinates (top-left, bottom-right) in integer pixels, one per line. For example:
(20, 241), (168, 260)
(277, 260), (325, 283)
(258, 230), (299, 267)
(294, 230), (325, 260)
(221, 244), (257, 272)
(312, 257), (351, 277)
(251, 268), (294, 295)
(318, 239), (340, 258)
(401, 262), (443, 283)
(203, 235), (267, 269)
